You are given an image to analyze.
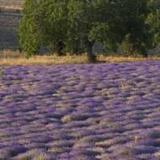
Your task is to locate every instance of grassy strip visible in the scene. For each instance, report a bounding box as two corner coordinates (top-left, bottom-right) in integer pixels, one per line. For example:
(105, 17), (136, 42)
(0, 50), (160, 65)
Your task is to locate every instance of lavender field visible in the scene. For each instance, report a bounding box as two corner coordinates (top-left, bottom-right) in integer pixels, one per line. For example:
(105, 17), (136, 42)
(0, 61), (160, 160)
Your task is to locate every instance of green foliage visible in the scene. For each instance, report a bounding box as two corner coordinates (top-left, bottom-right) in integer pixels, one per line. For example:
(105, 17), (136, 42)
(35, 0), (68, 54)
(18, 0), (160, 58)
(114, 0), (151, 55)
(147, 0), (160, 47)
(18, 0), (41, 57)
(66, 0), (112, 61)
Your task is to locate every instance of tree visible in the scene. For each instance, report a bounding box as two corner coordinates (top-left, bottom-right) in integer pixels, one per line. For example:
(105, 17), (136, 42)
(115, 0), (151, 57)
(68, 0), (112, 62)
(67, 0), (98, 61)
(67, 0), (126, 61)
(147, 0), (160, 47)
(19, 0), (113, 61)
(34, 0), (68, 55)
(19, 0), (155, 59)
(18, 0), (41, 57)
(67, 0), (152, 57)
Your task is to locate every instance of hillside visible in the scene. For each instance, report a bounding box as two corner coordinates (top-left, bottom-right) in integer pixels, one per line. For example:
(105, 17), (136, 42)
(0, 0), (23, 10)
(0, 11), (21, 50)
(0, 0), (22, 50)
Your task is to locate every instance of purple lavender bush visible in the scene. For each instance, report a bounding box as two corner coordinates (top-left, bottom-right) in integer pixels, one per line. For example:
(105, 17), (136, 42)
(0, 61), (160, 160)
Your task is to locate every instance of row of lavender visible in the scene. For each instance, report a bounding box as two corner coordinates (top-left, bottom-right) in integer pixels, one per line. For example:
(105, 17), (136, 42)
(0, 62), (160, 159)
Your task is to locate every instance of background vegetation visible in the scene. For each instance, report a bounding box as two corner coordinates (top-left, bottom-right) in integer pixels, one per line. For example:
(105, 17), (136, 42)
(18, 0), (160, 62)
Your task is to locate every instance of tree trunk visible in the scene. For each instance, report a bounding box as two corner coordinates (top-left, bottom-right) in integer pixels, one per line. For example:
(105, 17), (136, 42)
(87, 41), (96, 63)
(142, 52), (148, 58)
(57, 41), (65, 56)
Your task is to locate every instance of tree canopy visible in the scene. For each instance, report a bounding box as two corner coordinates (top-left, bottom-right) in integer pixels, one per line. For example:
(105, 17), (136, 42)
(19, 0), (160, 61)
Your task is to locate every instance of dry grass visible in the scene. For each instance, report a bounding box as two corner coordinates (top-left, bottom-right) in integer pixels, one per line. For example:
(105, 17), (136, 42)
(99, 55), (160, 62)
(0, 6), (22, 11)
(0, 0), (23, 11)
(0, 50), (89, 65)
(0, 50), (160, 66)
